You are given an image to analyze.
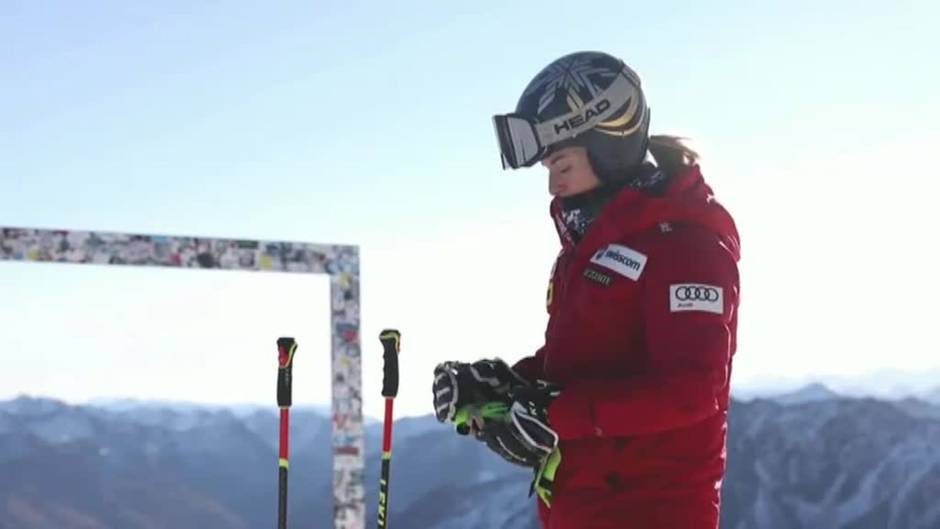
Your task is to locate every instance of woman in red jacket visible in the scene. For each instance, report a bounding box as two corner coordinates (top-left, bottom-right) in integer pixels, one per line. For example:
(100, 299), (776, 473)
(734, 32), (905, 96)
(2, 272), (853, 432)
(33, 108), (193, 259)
(433, 50), (740, 529)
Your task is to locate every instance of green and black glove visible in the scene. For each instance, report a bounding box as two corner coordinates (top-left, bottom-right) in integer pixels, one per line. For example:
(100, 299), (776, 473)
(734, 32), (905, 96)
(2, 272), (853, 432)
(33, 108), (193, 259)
(477, 381), (561, 468)
(432, 358), (528, 434)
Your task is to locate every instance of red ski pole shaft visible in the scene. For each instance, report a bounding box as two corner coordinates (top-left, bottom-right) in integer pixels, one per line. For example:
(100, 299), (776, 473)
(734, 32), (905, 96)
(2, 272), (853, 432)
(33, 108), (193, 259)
(377, 329), (400, 529)
(276, 337), (297, 529)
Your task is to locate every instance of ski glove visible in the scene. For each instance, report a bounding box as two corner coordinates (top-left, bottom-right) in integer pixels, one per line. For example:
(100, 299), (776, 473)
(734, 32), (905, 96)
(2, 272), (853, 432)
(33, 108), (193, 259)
(479, 382), (561, 468)
(432, 358), (529, 426)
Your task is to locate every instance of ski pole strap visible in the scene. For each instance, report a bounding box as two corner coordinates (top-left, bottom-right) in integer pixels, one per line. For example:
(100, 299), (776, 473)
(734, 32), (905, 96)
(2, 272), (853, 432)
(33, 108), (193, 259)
(532, 448), (561, 507)
(276, 337), (297, 407)
(379, 330), (400, 398)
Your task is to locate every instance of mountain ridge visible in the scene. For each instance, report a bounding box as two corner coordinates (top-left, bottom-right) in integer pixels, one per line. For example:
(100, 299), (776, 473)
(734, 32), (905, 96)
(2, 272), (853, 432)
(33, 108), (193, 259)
(1, 390), (938, 528)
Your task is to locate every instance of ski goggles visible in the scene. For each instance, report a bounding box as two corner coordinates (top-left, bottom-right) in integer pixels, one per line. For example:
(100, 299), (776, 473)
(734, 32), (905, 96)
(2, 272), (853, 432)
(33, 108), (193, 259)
(492, 70), (638, 169)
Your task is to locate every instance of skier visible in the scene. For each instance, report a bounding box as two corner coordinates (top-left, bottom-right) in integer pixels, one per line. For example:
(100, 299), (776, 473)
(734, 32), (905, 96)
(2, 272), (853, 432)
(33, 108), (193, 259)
(433, 51), (740, 528)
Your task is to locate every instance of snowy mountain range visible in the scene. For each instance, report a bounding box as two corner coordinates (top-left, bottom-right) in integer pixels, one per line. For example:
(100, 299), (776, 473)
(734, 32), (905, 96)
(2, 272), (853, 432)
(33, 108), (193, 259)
(722, 396), (940, 529)
(732, 369), (940, 405)
(1, 386), (938, 529)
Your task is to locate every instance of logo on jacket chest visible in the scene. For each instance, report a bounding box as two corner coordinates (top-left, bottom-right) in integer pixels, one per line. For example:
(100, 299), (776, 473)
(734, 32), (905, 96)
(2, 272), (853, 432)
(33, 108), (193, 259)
(589, 244), (647, 281)
(670, 283), (724, 314)
(583, 268), (614, 287)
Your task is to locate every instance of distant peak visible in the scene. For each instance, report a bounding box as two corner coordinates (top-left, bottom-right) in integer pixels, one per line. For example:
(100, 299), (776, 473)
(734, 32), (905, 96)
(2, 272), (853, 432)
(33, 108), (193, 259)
(0, 395), (69, 415)
(774, 382), (839, 405)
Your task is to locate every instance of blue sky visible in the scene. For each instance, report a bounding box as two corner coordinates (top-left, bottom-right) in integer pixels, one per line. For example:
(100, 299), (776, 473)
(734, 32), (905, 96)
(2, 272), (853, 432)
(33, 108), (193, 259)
(2, 1), (939, 419)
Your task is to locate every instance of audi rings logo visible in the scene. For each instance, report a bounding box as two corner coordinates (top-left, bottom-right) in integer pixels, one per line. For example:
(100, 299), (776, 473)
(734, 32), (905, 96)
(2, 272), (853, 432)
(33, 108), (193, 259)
(675, 286), (720, 302)
(670, 283), (724, 314)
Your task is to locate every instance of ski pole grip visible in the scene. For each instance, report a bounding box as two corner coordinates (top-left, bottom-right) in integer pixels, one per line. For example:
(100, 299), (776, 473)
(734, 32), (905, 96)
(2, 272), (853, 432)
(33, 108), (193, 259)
(276, 337), (297, 407)
(379, 329), (400, 398)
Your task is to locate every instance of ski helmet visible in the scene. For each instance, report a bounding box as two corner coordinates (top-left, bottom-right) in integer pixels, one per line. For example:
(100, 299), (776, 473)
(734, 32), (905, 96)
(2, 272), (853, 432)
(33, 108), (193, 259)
(492, 51), (650, 184)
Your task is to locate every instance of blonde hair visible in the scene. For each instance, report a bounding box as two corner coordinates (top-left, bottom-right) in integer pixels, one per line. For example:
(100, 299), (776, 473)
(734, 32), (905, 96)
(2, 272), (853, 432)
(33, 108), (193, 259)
(648, 135), (699, 177)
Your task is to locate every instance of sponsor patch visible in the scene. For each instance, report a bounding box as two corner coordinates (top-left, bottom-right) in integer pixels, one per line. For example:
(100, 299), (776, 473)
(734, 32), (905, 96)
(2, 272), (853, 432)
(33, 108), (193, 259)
(670, 284), (724, 314)
(589, 244), (647, 281)
(583, 268), (613, 287)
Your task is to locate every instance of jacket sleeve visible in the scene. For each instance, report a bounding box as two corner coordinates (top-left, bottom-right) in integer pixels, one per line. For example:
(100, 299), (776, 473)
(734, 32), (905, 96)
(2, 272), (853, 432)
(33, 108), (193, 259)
(548, 233), (739, 440)
(512, 346), (546, 383)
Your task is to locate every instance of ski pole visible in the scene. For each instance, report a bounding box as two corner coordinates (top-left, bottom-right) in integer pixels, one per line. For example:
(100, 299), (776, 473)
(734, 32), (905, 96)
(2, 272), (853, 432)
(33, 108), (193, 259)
(377, 329), (401, 529)
(276, 337), (297, 529)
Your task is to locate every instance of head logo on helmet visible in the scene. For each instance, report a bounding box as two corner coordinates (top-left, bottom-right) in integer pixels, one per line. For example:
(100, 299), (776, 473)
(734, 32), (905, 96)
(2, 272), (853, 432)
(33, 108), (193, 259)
(553, 98), (612, 135)
(494, 51), (651, 184)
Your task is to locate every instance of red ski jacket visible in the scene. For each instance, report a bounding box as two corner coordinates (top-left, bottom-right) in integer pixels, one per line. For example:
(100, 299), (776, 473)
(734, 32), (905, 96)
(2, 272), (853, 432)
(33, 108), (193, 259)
(514, 165), (740, 529)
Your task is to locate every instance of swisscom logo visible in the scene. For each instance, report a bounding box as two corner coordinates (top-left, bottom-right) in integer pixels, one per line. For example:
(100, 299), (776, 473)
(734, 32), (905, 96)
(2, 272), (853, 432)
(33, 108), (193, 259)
(590, 244), (647, 281)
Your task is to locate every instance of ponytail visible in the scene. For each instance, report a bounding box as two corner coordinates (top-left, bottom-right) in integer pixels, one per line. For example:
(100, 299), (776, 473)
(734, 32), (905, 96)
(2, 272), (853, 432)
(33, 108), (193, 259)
(648, 135), (699, 177)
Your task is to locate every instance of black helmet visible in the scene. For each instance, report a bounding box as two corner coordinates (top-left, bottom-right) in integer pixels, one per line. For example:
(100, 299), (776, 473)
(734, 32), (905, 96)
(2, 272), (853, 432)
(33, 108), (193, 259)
(493, 51), (650, 184)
